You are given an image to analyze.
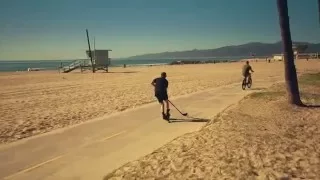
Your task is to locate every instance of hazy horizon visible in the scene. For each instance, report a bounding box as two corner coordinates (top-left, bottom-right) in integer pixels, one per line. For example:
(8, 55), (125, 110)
(0, 40), (319, 61)
(1, 0), (319, 60)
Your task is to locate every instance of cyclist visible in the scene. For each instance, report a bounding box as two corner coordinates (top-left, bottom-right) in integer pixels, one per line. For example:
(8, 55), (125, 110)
(242, 61), (254, 83)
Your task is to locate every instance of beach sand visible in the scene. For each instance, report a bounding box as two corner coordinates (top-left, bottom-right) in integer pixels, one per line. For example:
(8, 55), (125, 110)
(0, 60), (319, 144)
(104, 71), (320, 180)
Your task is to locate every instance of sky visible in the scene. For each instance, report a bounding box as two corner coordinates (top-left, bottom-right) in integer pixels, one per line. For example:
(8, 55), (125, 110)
(0, 0), (319, 60)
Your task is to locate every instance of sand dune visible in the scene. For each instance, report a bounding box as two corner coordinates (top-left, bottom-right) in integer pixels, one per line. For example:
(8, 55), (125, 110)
(0, 60), (319, 144)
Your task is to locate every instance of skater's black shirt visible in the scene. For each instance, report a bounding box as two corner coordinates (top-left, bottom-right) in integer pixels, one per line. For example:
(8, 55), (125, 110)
(152, 77), (168, 103)
(152, 77), (168, 93)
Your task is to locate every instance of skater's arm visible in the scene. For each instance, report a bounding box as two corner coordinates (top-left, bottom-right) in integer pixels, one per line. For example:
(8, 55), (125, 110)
(151, 78), (156, 87)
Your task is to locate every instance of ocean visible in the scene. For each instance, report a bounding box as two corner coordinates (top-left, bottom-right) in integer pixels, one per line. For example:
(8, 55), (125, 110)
(0, 56), (253, 72)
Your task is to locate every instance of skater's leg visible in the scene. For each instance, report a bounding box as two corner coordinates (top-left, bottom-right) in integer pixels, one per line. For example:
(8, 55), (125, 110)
(160, 102), (167, 119)
(164, 99), (170, 120)
(160, 102), (165, 113)
(156, 92), (169, 120)
(164, 93), (170, 113)
(156, 92), (166, 119)
(165, 100), (170, 111)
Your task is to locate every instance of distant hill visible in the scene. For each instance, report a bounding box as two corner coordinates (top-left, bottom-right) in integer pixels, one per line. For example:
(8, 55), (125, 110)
(127, 41), (320, 59)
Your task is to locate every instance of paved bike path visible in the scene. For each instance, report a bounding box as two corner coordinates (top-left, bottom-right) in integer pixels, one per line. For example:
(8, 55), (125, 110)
(0, 80), (276, 180)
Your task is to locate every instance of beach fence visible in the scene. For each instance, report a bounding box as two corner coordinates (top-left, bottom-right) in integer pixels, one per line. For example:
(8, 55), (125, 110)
(296, 53), (319, 59)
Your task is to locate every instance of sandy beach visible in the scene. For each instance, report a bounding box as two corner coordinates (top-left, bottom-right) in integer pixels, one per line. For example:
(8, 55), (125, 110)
(0, 60), (319, 144)
(104, 76), (320, 179)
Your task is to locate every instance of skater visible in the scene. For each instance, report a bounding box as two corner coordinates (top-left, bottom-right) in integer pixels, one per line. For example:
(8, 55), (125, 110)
(151, 72), (170, 120)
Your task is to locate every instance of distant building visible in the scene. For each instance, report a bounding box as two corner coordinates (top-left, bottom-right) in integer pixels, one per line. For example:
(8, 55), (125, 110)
(272, 53), (319, 60)
(272, 43), (319, 60)
(272, 54), (284, 61)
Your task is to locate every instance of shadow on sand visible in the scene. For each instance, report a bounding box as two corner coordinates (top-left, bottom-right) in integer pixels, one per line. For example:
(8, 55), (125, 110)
(249, 87), (268, 91)
(104, 71), (139, 74)
(169, 117), (210, 123)
(301, 104), (320, 108)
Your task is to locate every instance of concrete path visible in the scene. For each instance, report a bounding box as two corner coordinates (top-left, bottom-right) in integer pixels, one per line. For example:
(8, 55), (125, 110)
(0, 80), (277, 180)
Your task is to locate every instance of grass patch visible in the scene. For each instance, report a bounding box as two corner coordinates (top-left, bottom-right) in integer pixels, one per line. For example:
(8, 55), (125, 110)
(247, 72), (320, 103)
(299, 72), (320, 86)
(301, 92), (320, 104)
(299, 72), (320, 104)
(248, 91), (286, 100)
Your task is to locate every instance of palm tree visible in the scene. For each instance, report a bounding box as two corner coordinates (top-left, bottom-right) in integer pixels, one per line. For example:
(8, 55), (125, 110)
(277, 0), (303, 106)
(318, 0), (320, 25)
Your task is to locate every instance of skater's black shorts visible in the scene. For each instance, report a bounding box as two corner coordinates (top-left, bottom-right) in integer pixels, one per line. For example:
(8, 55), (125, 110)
(155, 91), (168, 103)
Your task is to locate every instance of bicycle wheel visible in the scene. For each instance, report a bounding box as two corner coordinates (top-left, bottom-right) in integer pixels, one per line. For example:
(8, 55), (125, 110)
(242, 79), (246, 90)
(247, 77), (252, 88)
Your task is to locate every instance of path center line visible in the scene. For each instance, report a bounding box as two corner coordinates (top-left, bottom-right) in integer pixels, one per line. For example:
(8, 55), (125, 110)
(3, 155), (63, 180)
(99, 130), (126, 142)
(4, 130), (127, 179)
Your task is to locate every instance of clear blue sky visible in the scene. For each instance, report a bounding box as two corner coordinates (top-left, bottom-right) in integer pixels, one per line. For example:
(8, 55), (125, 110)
(0, 0), (319, 60)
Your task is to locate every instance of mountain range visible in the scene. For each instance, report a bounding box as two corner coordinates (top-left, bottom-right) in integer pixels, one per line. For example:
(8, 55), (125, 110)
(127, 41), (320, 59)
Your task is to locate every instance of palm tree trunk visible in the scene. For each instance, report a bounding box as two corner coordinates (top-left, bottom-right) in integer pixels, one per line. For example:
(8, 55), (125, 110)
(277, 0), (303, 106)
(318, 0), (320, 26)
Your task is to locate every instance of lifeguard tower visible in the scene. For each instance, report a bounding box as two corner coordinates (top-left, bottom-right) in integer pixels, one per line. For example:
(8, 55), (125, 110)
(60, 50), (112, 73)
(60, 29), (112, 73)
(86, 50), (112, 72)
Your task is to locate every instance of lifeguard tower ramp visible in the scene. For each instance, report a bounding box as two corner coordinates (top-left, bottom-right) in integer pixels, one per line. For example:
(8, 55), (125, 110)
(60, 59), (91, 73)
(86, 50), (112, 72)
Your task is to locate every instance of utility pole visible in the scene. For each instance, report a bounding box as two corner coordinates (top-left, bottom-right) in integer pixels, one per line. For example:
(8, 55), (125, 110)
(86, 29), (95, 73)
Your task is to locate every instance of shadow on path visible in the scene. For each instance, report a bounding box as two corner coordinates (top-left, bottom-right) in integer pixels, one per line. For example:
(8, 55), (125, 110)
(169, 117), (210, 123)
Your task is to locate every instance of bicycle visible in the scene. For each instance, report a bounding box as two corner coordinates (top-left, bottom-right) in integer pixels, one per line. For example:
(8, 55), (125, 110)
(242, 74), (252, 90)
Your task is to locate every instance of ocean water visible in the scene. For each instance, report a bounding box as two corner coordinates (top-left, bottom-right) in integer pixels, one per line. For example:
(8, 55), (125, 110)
(0, 56), (252, 72)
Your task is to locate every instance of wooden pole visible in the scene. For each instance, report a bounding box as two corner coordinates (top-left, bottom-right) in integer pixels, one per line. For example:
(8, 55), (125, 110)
(94, 36), (96, 66)
(86, 29), (95, 73)
(94, 37), (96, 51)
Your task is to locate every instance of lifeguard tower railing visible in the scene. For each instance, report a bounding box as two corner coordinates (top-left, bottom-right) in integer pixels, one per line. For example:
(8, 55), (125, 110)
(60, 59), (91, 73)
